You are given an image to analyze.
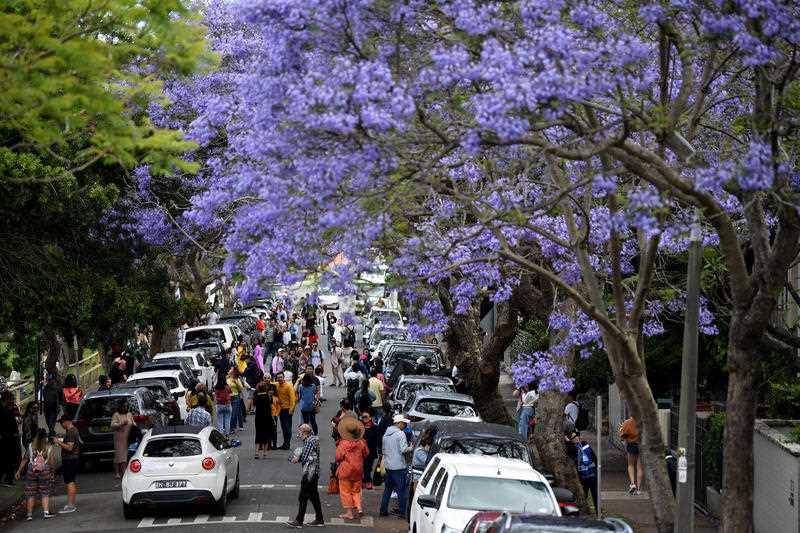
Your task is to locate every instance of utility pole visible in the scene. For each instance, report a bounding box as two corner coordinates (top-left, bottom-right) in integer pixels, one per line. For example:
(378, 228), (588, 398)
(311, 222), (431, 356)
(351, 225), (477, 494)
(675, 223), (703, 533)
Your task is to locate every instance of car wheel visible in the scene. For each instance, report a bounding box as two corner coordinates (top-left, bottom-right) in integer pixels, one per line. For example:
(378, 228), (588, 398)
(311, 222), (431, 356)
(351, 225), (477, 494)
(212, 479), (227, 515)
(230, 467), (240, 499)
(123, 502), (138, 520)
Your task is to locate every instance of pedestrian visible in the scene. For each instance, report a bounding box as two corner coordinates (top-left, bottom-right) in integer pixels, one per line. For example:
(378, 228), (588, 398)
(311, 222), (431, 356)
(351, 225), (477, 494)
(367, 369), (384, 411)
(21, 401), (39, 450)
(53, 414), (80, 513)
(310, 342), (323, 368)
(271, 348), (285, 379)
(515, 381), (538, 440)
(109, 358), (127, 385)
(564, 391), (579, 431)
(409, 427), (435, 511)
(213, 376), (233, 435)
(15, 428), (54, 520)
(414, 356), (431, 375)
(296, 373), (320, 435)
(378, 414), (413, 518)
(566, 430), (598, 508)
(307, 327), (319, 348)
(242, 355), (262, 415)
(0, 391), (21, 486)
(254, 382), (275, 459)
(186, 392), (213, 428)
(41, 374), (61, 436)
(227, 368), (246, 432)
(314, 366), (327, 400)
(97, 375), (111, 391)
(335, 417), (369, 520)
(285, 424), (324, 528)
(253, 338), (265, 373)
(274, 371), (296, 449)
(111, 400), (135, 479)
(360, 411), (379, 490)
(329, 340), (343, 387)
(619, 415), (642, 495)
(354, 379), (376, 416)
(344, 358), (364, 407)
(268, 383), (280, 450)
(61, 374), (83, 419)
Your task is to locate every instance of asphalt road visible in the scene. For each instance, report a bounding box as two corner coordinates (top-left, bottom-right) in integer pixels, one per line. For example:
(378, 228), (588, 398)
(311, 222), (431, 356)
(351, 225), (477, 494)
(5, 329), (407, 533)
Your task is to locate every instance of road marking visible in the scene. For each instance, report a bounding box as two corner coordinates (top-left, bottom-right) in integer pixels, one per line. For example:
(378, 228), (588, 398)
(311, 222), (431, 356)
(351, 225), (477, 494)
(166, 518), (182, 525)
(136, 513), (374, 528)
(221, 516), (237, 522)
(138, 518), (155, 527)
(195, 515), (209, 523)
(240, 484), (325, 489)
(247, 512), (262, 521)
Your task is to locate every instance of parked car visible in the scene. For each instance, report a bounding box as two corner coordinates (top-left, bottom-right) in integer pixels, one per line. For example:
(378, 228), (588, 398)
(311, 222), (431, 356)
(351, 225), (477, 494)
(113, 379), (181, 425)
(367, 323), (408, 353)
(389, 375), (455, 411)
(138, 358), (196, 387)
(181, 339), (225, 362)
(364, 307), (403, 338)
(318, 289), (340, 310)
(74, 388), (168, 469)
(475, 513), (633, 533)
(403, 391), (481, 424)
(410, 454), (560, 533)
(153, 350), (214, 389)
(121, 425), (241, 518)
(383, 342), (443, 384)
(182, 324), (241, 350)
(126, 369), (191, 420)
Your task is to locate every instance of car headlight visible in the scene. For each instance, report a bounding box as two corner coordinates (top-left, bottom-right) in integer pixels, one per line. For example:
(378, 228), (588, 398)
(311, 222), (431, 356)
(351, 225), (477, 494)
(441, 526), (461, 533)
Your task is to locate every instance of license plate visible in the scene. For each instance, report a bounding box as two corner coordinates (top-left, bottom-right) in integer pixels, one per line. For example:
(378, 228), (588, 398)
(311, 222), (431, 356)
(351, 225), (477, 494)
(99, 425), (111, 433)
(155, 480), (187, 489)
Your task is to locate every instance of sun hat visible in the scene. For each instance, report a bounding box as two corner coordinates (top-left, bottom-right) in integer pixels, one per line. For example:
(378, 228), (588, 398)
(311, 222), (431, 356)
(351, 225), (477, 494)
(337, 417), (365, 441)
(393, 414), (410, 425)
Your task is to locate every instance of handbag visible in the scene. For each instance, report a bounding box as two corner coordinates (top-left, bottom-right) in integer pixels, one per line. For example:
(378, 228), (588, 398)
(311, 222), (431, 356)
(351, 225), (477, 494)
(327, 477), (339, 495)
(314, 400), (321, 414)
(372, 461), (383, 486)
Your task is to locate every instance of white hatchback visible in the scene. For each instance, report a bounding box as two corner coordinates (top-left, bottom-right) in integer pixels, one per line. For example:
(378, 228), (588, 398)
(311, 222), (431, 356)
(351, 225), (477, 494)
(122, 426), (241, 518)
(126, 370), (190, 421)
(410, 453), (560, 533)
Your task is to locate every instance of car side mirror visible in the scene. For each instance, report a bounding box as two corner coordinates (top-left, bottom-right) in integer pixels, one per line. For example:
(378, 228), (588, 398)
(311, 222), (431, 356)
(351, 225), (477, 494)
(417, 493), (439, 509)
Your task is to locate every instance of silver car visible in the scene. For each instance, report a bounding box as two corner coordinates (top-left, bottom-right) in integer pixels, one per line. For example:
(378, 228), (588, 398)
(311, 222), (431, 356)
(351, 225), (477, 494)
(389, 375), (455, 411)
(403, 390), (481, 424)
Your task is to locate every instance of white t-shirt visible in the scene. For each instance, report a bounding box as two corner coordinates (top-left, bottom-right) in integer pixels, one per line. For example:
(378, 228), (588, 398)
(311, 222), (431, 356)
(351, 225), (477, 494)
(343, 367), (364, 384)
(316, 375), (327, 398)
(522, 390), (539, 408)
(564, 401), (579, 424)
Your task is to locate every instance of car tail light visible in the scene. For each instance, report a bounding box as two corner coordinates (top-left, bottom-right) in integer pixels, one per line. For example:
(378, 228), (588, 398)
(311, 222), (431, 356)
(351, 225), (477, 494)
(129, 460), (142, 473)
(559, 502), (580, 516)
(133, 415), (148, 424)
(202, 457), (215, 470)
(407, 415), (424, 422)
(74, 419), (90, 428)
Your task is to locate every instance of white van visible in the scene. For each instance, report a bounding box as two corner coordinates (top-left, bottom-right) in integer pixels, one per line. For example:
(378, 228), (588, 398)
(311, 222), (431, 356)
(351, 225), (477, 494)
(182, 324), (240, 351)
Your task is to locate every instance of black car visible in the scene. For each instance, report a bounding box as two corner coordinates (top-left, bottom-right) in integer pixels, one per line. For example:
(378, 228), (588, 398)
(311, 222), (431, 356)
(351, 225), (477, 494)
(113, 379), (181, 424)
(74, 388), (167, 469)
(383, 342), (442, 384)
(138, 358), (196, 386)
(182, 339), (224, 361)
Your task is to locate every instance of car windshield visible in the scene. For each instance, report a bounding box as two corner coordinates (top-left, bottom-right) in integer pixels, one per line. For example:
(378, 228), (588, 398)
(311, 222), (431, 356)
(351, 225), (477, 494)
(440, 438), (530, 464)
(415, 400), (477, 418)
(134, 376), (177, 389)
(388, 349), (441, 370)
(373, 311), (401, 323)
(372, 329), (407, 344)
(448, 476), (556, 514)
(397, 382), (454, 400)
(143, 438), (202, 457)
(185, 344), (219, 357)
(78, 397), (129, 420)
(185, 329), (224, 343)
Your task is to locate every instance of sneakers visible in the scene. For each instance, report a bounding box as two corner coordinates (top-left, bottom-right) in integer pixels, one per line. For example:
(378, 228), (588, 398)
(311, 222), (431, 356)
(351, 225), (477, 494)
(633, 488), (642, 496)
(59, 505), (77, 514)
(26, 515), (32, 521)
(364, 482), (373, 490)
(43, 512), (53, 519)
(285, 519), (303, 528)
(628, 483), (637, 495)
(308, 519), (324, 526)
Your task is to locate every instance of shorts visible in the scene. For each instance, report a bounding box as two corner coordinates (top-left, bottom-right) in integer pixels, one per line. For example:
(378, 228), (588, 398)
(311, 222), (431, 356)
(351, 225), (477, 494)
(62, 459), (79, 484)
(24, 471), (51, 498)
(626, 442), (640, 455)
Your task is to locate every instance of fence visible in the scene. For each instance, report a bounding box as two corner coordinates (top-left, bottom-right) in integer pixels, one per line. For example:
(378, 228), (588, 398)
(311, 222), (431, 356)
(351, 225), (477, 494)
(4, 351), (101, 408)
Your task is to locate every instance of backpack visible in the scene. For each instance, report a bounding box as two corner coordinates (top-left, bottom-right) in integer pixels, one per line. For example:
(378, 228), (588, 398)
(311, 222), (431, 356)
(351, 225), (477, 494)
(346, 378), (360, 404)
(573, 401), (590, 431)
(30, 445), (47, 473)
(346, 329), (356, 347)
(576, 443), (597, 479)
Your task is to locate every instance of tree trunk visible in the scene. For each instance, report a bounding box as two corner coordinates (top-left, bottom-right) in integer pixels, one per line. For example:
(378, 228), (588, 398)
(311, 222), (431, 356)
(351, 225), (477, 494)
(721, 324), (759, 533)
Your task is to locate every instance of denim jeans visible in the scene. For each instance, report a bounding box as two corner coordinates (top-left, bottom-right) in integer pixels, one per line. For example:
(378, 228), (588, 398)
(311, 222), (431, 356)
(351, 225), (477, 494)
(518, 406), (534, 439)
(379, 468), (408, 515)
(301, 410), (318, 435)
(216, 403), (232, 435)
(231, 396), (243, 430)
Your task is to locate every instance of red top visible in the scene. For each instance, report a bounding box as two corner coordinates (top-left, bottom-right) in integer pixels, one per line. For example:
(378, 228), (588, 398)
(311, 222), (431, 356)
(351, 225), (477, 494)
(256, 319), (266, 332)
(335, 439), (369, 481)
(214, 386), (232, 405)
(307, 334), (319, 346)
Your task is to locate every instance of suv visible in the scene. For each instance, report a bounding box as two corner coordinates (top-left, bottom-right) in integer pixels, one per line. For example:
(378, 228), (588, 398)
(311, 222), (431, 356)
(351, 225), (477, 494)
(181, 339), (224, 361)
(410, 454), (559, 533)
(75, 388), (168, 469)
(182, 324), (240, 350)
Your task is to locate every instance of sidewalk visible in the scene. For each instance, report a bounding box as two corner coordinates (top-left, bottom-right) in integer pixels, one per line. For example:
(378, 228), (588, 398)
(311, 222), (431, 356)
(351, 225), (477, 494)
(498, 373), (719, 532)
(0, 484), (23, 523)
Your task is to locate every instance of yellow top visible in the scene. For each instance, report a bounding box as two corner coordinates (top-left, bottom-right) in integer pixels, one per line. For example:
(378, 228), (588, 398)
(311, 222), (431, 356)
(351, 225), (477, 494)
(227, 377), (242, 396)
(275, 381), (296, 413)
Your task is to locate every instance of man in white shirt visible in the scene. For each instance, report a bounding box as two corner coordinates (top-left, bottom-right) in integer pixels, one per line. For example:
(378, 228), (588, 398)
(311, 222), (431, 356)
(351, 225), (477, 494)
(564, 391), (579, 430)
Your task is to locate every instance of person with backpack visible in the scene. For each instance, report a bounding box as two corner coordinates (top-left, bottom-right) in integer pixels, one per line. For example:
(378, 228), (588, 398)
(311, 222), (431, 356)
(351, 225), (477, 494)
(15, 428), (55, 520)
(354, 379), (376, 416)
(61, 374), (83, 419)
(344, 359), (365, 408)
(565, 430), (598, 509)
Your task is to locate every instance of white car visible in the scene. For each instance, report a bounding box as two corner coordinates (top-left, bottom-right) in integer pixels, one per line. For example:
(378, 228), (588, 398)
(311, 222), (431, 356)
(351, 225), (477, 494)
(318, 290), (340, 310)
(127, 370), (191, 421)
(403, 391), (482, 424)
(367, 323), (408, 353)
(122, 425), (241, 518)
(154, 351), (214, 389)
(410, 454), (560, 533)
(182, 324), (240, 350)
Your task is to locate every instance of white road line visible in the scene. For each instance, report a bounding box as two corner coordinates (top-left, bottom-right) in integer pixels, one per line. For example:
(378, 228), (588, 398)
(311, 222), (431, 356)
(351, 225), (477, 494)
(247, 512), (262, 521)
(240, 483), (321, 489)
(138, 518), (155, 527)
(221, 516), (237, 522)
(136, 513), (374, 528)
(274, 516), (290, 523)
(195, 514), (210, 523)
(166, 518), (182, 525)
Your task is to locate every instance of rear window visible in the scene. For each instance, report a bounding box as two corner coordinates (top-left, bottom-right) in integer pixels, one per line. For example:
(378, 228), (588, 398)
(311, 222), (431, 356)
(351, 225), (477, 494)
(416, 400), (477, 418)
(143, 438), (202, 457)
(135, 376), (177, 389)
(78, 397), (130, 419)
(397, 382), (454, 400)
(388, 349), (441, 370)
(185, 328), (225, 343)
(439, 438), (531, 464)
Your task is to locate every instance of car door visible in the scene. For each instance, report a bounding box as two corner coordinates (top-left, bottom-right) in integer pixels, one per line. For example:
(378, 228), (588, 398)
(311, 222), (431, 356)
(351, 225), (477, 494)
(418, 465), (447, 533)
(209, 430), (234, 488)
(431, 471), (451, 533)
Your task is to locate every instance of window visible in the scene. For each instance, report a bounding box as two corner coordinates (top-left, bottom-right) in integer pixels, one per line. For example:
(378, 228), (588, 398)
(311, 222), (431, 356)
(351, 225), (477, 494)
(439, 439), (531, 464)
(142, 392), (156, 411)
(185, 328), (224, 343)
(419, 457), (441, 488)
(146, 387), (169, 401)
(435, 472), (449, 503)
(178, 373), (191, 389)
(397, 382), (454, 400)
(143, 438), (202, 457)
(447, 477), (557, 515)
(196, 354), (207, 367)
(77, 397), (126, 419)
(209, 430), (226, 451)
(416, 400), (478, 418)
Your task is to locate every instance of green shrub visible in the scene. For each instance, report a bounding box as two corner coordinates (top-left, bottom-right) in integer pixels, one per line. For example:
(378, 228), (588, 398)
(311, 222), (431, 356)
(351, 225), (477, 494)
(766, 381), (800, 418)
(703, 413), (725, 490)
